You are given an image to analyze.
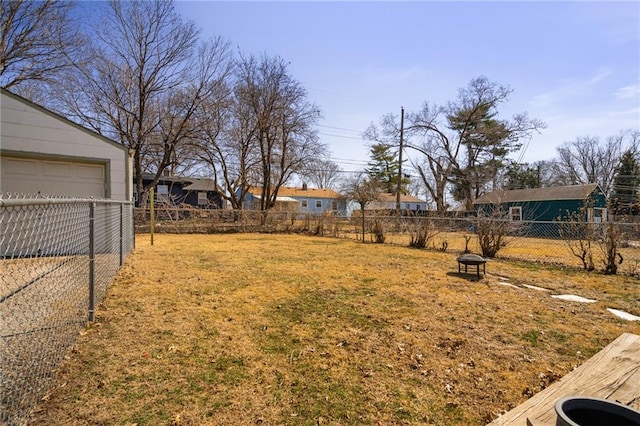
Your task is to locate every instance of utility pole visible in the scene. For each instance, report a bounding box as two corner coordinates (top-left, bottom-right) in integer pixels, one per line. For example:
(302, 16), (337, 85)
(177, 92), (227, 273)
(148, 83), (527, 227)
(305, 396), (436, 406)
(396, 106), (404, 213)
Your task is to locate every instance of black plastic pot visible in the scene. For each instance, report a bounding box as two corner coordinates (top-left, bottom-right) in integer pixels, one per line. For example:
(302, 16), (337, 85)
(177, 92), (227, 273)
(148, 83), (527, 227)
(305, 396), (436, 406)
(555, 396), (640, 426)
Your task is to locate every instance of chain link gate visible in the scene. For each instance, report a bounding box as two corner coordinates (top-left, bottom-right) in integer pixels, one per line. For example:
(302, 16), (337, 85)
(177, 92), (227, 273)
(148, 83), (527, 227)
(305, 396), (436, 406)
(0, 194), (134, 425)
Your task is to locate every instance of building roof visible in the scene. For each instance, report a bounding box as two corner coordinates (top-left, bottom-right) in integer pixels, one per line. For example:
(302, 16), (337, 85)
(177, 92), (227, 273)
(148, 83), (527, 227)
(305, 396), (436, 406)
(139, 173), (220, 192)
(247, 186), (342, 199)
(140, 172), (181, 182)
(249, 194), (298, 202)
(182, 178), (219, 192)
(473, 184), (601, 205)
(376, 192), (427, 204)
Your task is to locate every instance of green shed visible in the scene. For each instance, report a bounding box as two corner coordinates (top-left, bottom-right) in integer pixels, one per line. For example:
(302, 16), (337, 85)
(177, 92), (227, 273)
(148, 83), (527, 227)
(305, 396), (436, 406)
(473, 184), (608, 237)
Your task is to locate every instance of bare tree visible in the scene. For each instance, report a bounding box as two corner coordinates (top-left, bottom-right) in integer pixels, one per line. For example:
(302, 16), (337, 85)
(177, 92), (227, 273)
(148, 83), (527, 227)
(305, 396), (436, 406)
(341, 174), (381, 242)
(235, 53), (323, 213)
(0, 0), (80, 90)
(57, 0), (233, 204)
(299, 158), (343, 190)
(549, 130), (639, 194)
(531, 160), (557, 187)
(190, 68), (263, 211)
(405, 104), (453, 212)
(407, 77), (544, 211)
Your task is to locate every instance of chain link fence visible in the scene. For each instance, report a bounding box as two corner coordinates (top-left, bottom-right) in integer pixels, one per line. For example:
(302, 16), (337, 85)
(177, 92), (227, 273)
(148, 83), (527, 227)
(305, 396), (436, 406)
(1, 194), (134, 425)
(135, 207), (640, 275)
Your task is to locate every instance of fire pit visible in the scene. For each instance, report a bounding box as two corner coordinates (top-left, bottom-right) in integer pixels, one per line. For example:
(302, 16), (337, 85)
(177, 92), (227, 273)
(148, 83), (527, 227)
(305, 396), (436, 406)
(456, 254), (486, 278)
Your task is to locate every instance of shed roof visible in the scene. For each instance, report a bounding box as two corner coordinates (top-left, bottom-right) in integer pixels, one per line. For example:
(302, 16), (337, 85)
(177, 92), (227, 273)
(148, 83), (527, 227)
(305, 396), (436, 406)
(248, 186), (342, 199)
(182, 178), (219, 192)
(376, 192), (427, 204)
(139, 173), (220, 192)
(473, 184), (601, 205)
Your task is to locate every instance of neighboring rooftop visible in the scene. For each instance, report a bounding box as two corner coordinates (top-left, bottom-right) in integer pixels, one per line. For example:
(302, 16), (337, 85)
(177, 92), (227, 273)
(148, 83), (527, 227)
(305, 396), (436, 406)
(376, 192), (426, 204)
(182, 178), (219, 192)
(139, 173), (220, 192)
(248, 186), (342, 199)
(474, 184), (600, 205)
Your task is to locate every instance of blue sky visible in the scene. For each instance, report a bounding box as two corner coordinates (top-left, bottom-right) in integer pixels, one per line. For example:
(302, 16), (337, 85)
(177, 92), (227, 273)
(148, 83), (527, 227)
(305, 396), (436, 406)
(175, 1), (640, 173)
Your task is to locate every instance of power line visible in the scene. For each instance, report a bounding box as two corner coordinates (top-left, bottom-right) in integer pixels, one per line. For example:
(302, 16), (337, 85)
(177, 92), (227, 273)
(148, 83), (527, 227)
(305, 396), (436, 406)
(516, 134), (533, 164)
(317, 124), (363, 134)
(330, 157), (369, 166)
(318, 132), (363, 140)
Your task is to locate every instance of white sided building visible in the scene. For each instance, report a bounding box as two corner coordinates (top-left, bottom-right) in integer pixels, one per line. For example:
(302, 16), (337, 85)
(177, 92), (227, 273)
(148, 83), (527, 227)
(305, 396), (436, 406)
(1, 88), (132, 201)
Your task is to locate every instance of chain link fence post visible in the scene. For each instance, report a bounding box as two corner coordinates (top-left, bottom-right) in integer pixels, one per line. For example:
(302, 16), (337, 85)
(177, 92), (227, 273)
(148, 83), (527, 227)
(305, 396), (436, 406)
(120, 203), (124, 266)
(132, 203), (136, 250)
(88, 201), (96, 322)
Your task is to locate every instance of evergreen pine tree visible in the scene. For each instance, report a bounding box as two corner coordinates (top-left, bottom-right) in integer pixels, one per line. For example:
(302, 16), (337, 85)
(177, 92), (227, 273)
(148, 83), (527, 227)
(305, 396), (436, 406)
(365, 143), (410, 194)
(610, 150), (640, 216)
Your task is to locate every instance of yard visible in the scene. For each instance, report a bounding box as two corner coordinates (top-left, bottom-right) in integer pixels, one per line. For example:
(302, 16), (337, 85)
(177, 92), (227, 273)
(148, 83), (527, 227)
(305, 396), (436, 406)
(30, 233), (640, 425)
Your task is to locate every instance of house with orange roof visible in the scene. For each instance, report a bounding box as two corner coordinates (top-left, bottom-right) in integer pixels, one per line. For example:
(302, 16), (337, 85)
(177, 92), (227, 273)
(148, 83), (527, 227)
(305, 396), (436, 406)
(241, 184), (346, 215)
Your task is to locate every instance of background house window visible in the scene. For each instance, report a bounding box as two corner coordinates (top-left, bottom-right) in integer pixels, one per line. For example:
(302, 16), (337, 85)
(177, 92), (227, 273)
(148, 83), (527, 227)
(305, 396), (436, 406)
(589, 207), (607, 223)
(332, 200), (338, 210)
(197, 192), (208, 206)
(156, 184), (169, 203)
(316, 200), (322, 208)
(509, 206), (522, 221)
(301, 200), (308, 208)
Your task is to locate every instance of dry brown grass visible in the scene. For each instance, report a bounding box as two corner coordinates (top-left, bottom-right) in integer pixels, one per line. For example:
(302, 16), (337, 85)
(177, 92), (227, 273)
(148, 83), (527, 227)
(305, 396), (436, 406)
(365, 230), (640, 273)
(31, 233), (640, 425)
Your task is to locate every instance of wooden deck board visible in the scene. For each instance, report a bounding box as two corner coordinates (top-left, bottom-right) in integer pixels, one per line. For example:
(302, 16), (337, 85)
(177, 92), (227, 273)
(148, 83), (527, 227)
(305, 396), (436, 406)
(488, 333), (640, 426)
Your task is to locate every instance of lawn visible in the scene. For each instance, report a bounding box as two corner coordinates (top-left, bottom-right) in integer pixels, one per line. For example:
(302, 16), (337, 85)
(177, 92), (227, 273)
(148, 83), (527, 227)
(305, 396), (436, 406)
(31, 233), (640, 425)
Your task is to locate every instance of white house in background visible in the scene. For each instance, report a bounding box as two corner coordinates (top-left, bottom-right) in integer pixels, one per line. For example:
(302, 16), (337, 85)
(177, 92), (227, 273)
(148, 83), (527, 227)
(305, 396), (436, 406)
(347, 192), (429, 216)
(238, 185), (347, 215)
(0, 88), (132, 201)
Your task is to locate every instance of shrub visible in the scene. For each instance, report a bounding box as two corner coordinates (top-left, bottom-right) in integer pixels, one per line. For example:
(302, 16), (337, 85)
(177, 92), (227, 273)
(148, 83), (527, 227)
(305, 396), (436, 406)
(408, 219), (438, 249)
(600, 222), (624, 275)
(369, 217), (386, 243)
(558, 212), (595, 271)
(475, 213), (513, 258)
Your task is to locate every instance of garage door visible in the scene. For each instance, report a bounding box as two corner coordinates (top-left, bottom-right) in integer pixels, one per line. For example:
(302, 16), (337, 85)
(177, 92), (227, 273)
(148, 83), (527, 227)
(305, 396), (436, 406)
(1, 157), (106, 197)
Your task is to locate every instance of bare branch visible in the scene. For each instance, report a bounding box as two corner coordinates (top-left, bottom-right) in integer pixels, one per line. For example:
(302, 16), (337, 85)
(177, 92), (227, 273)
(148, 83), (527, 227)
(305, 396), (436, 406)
(0, 0), (80, 89)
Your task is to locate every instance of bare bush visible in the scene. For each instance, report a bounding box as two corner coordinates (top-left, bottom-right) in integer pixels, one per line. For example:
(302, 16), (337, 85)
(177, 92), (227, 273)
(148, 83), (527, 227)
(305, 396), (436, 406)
(559, 220), (595, 271)
(408, 218), (439, 249)
(313, 212), (334, 236)
(462, 235), (473, 254)
(475, 213), (513, 258)
(599, 222), (624, 275)
(369, 215), (387, 244)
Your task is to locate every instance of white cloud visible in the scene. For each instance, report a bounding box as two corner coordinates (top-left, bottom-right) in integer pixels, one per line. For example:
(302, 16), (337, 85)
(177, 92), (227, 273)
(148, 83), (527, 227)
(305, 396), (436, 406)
(528, 69), (613, 109)
(587, 69), (614, 86)
(615, 84), (640, 100)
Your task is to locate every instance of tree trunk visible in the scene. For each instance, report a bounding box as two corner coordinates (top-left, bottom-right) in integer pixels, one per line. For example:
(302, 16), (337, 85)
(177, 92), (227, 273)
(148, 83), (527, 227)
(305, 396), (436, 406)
(361, 207), (366, 242)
